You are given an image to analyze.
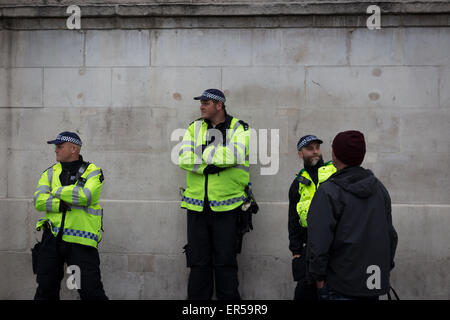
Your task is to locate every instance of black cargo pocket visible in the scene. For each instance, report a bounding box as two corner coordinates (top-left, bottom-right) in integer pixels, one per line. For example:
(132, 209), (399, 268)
(292, 255), (307, 282)
(31, 241), (41, 274)
(183, 244), (191, 267)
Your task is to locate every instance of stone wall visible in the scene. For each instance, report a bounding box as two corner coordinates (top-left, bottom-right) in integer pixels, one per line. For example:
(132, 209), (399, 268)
(0, 1), (449, 299)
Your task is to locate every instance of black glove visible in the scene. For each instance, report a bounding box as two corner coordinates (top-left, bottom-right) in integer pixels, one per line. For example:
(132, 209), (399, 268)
(59, 200), (71, 213)
(203, 165), (225, 174)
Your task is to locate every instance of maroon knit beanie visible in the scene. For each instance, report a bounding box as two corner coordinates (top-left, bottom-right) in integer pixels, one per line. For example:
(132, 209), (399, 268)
(332, 130), (366, 166)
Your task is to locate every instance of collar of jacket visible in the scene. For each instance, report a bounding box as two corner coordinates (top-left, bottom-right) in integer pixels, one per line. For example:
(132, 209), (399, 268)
(331, 165), (364, 179)
(204, 112), (233, 129)
(60, 154), (84, 171)
(304, 158), (324, 175)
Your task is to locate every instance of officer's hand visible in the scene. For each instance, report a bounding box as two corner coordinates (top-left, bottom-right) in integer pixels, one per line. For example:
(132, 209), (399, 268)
(59, 200), (71, 212)
(203, 165), (225, 174)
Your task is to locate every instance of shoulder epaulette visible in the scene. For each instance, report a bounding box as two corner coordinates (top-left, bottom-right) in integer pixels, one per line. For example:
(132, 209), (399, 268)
(238, 120), (249, 131)
(43, 163), (56, 173)
(189, 118), (204, 126)
(295, 168), (305, 179)
(324, 160), (334, 166)
(297, 174), (311, 186)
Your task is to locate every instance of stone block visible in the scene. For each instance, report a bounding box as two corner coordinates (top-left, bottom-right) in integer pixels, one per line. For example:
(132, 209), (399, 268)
(111, 67), (221, 107)
(7, 108), (65, 151)
(238, 254), (293, 299)
(150, 29), (252, 66)
(390, 205), (450, 299)
(86, 30), (150, 67)
(369, 152), (450, 204)
(221, 106), (290, 156)
(0, 252), (35, 299)
(7, 149), (55, 199)
(100, 254), (143, 300)
(249, 153), (298, 202)
(91, 151), (184, 201)
(0, 199), (35, 252)
(222, 66), (305, 108)
(391, 256), (450, 300)
(0, 31), (11, 68)
(392, 205), (450, 261)
(141, 254), (189, 299)
(350, 28), (404, 65)
(43, 68), (111, 107)
(100, 201), (186, 255)
(291, 106), (400, 154)
(0, 68), (42, 107)
(399, 110), (450, 153)
(306, 66), (439, 109)
(3, 30), (83, 67)
(440, 67), (450, 109)
(280, 28), (348, 66)
(240, 202), (290, 259)
(403, 28), (450, 66)
(251, 29), (283, 66)
(0, 148), (7, 198)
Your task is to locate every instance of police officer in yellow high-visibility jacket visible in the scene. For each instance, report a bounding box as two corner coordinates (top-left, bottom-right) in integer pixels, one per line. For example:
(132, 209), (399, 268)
(32, 132), (108, 300)
(179, 89), (250, 300)
(288, 135), (336, 300)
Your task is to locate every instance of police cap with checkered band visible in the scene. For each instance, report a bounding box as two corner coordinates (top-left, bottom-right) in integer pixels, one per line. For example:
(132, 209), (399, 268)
(47, 131), (82, 146)
(193, 89), (226, 103)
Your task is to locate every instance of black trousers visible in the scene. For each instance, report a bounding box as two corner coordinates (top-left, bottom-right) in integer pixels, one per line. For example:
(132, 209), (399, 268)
(186, 207), (241, 300)
(34, 228), (108, 300)
(294, 279), (318, 300)
(292, 247), (318, 301)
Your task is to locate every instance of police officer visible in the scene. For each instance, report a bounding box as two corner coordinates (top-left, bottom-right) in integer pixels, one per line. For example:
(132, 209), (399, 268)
(288, 135), (336, 300)
(32, 131), (108, 300)
(179, 89), (250, 300)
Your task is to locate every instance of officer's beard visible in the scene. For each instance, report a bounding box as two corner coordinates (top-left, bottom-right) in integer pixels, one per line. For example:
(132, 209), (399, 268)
(303, 155), (323, 168)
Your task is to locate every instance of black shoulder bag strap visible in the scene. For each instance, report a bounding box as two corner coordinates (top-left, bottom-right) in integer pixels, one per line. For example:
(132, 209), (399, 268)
(72, 161), (90, 187)
(387, 286), (400, 300)
(59, 162), (90, 241)
(378, 178), (400, 301)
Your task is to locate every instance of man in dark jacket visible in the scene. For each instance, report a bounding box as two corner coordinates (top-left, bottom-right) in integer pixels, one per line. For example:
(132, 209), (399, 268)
(306, 130), (398, 300)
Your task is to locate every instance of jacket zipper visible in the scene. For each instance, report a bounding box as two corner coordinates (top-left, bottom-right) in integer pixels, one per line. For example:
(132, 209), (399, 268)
(204, 173), (208, 210)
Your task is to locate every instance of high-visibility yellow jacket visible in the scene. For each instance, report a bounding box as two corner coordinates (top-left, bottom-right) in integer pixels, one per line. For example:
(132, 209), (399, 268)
(33, 162), (104, 248)
(296, 161), (336, 227)
(179, 116), (250, 212)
